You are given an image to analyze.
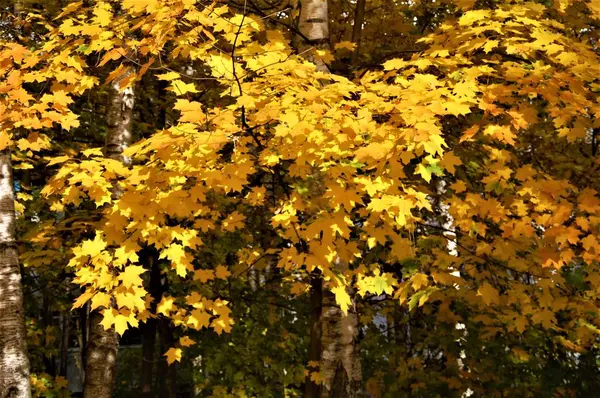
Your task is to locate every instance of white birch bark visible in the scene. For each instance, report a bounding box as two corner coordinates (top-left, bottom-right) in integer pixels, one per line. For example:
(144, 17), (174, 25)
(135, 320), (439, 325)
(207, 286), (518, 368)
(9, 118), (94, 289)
(0, 148), (31, 398)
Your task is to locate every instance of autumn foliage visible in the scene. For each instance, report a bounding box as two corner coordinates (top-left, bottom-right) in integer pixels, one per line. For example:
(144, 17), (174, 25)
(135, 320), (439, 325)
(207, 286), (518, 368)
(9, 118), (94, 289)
(2, 0), (600, 396)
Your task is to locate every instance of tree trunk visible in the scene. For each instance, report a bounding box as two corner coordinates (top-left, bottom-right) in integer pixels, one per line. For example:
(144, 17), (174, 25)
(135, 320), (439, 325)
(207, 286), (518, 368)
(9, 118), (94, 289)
(140, 254), (162, 398)
(304, 277), (323, 397)
(83, 311), (118, 398)
(59, 313), (69, 377)
(295, 0), (331, 72)
(41, 292), (56, 376)
(158, 319), (177, 398)
(293, 1), (363, 396)
(319, 287), (362, 398)
(83, 71), (135, 398)
(0, 148), (31, 398)
(350, 0), (366, 65)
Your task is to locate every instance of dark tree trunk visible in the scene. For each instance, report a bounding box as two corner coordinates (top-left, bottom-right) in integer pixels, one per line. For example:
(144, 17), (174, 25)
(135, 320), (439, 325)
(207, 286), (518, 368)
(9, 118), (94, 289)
(140, 254), (162, 398)
(304, 277), (323, 398)
(158, 319), (177, 398)
(59, 313), (69, 377)
(351, 0), (366, 65)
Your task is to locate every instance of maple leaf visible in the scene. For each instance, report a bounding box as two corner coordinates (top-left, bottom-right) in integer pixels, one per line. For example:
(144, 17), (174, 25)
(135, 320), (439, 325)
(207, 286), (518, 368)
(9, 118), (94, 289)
(164, 348), (182, 365)
(0, 133), (11, 151)
(310, 371), (326, 384)
(157, 296), (176, 316)
(79, 233), (106, 258)
(513, 316), (529, 334)
(118, 265), (146, 288)
(482, 40), (499, 53)
(47, 155), (71, 166)
(531, 310), (556, 329)
(411, 273), (429, 291)
(72, 291), (94, 309)
(194, 269), (215, 283)
(478, 282), (500, 306)
(90, 292), (111, 311)
(439, 152), (462, 173)
(187, 309), (211, 330)
(169, 80), (198, 96)
(450, 181), (467, 193)
(179, 336), (195, 347)
(157, 71), (181, 81)
(113, 314), (130, 335)
(315, 49), (334, 63)
(331, 285), (351, 315)
(334, 41), (357, 51)
(215, 265), (231, 279)
(382, 58), (406, 70)
(82, 148), (103, 157)
(210, 315), (233, 335)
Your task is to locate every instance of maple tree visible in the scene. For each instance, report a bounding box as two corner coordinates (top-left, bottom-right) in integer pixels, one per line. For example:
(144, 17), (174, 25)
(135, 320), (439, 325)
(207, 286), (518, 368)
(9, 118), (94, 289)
(2, 0), (600, 397)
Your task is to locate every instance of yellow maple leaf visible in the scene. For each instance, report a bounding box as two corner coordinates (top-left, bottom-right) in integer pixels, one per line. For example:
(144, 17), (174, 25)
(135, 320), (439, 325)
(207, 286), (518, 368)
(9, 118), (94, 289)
(477, 282), (500, 306)
(210, 315), (233, 335)
(334, 41), (357, 51)
(179, 336), (195, 347)
(221, 211), (246, 232)
(164, 347), (182, 365)
(411, 273), (429, 291)
(100, 308), (117, 330)
(331, 285), (351, 315)
(186, 309), (211, 330)
(215, 265), (231, 280)
(90, 292), (111, 311)
(174, 99), (205, 123)
(79, 233), (106, 258)
(439, 151), (462, 173)
(157, 296), (176, 316)
(47, 155), (70, 166)
(450, 180), (467, 193)
(157, 71), (181, 81)
(169, 80), (198, 96)
(194, 269), (215, 283)
(82, 147), (103, 157)
(118, 265), (146, 288)
(0, 132), (11, 151)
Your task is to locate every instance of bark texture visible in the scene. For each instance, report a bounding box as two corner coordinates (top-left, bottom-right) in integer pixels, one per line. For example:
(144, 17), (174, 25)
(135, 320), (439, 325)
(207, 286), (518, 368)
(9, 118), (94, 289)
(295, 0), (330, 72)
(83, 311), (118, 398)
(0, 149), (31, 398)
(320, 287), (362, 398)
(304, 277), (323, 397)
(140, 254), (162, 398)
(83, 73), (135, 398)
(350, 0), (366, 65)
(158, 319), (177, 398)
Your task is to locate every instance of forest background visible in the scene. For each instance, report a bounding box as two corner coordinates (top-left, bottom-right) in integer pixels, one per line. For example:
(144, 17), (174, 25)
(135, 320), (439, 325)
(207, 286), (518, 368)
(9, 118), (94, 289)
(1, 0), (600, 397)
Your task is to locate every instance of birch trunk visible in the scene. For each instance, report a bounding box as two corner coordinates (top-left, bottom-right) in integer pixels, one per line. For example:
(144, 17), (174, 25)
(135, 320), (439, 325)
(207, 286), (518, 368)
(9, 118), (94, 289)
(319, 265), (362, 397)
(0, 148), (31, 398)
(294, 1), (363, 396)
(83, 73), (135, 398)
(295, 0), (330, 72)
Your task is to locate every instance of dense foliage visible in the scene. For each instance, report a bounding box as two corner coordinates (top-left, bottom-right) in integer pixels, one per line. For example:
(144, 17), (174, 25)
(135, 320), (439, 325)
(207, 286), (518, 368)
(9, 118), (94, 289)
(2, 0), (600, 397)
